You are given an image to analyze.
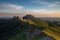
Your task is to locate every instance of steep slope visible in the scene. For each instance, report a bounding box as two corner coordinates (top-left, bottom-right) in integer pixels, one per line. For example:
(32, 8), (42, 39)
(43, 28), (60, 40)
(0, 15), (60, 40)
(23, 15), (48, 27)
(22, 15), (60, 40)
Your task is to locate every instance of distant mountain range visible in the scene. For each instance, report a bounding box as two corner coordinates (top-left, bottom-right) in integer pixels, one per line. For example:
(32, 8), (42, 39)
(41, 18), (60, 21)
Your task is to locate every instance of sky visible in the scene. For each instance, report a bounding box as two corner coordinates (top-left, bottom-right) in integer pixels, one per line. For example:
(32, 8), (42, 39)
(0, 0), (60, 17)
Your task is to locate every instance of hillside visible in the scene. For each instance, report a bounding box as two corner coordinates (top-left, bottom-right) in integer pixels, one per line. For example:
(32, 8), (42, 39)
(0, 15), (60, 40)
(23, 15), (60, 40)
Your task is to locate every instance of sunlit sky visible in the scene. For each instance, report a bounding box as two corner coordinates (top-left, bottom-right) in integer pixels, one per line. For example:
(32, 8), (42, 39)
(0, 0), (60, 17)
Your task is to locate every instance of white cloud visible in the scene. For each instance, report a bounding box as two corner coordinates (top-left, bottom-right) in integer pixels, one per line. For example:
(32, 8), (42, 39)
(24, 9), (60, 14)
(48, 4), (57, 7)
(25, 9), (44, 13)
(27, 9), (46, 12)
(47, 2), (60, 7)
(32, 0), (60, 8)
(8, 4), (23, 10)
(0, 3), (23, 10)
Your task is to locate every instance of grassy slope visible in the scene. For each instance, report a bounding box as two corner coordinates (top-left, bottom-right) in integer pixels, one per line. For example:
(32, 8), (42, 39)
(20, 20), (60, 40)
(43, 28), (60, 40)
(9, 18), (60, 40)
(26, 18), (60, 40)
(8, 18), (47, 40)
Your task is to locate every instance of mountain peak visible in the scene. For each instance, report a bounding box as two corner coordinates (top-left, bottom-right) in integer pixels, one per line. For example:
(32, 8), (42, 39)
(23, 15), (35, 19)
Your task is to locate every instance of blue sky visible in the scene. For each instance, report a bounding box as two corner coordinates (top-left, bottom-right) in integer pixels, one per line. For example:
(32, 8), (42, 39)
(0, 0), (60, 17)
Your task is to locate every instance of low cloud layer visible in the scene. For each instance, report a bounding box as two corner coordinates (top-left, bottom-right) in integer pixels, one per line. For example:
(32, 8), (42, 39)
(0, 12), (60, 17)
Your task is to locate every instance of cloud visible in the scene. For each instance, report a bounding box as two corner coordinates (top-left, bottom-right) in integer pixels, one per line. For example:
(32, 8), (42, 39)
(47, 2), (60, 7)
(32, 0), (60, 7)
(24, 9), (60, 14)
(48, 4), (57, 7)
(0, 3), (23, 10)
(26, 9), (46, 12)
(7, 4), (23, 10)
